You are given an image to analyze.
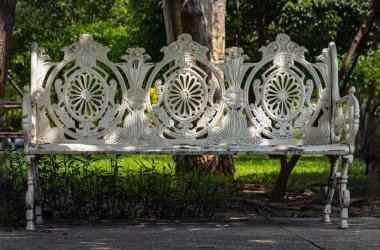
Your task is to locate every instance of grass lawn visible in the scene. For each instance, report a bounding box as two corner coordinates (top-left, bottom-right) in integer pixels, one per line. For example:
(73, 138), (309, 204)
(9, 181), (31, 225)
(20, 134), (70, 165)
(92, 154), (378, 198)
(99, 154), (379, 217)
(1, 151), (377, 198)
(1, 151), (379, 221)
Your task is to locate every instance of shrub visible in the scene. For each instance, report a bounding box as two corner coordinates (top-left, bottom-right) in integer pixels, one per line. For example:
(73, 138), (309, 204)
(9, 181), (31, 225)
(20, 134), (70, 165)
(0, 148), (228, 225)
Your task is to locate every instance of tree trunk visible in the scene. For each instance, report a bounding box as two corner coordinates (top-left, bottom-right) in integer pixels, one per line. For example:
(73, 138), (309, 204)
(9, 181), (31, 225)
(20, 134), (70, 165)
(358, 83), (374, 151)
(162, 0), (235, 177)
(339, 0), (380, 95)
(270, 155), (301, 201)
(0, 0), (17, 102)
(248, 0), (267, 126)
(253, 0), (266, 47)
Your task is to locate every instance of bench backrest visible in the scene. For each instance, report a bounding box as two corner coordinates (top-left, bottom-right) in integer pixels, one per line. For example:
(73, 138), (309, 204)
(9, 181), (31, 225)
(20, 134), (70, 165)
(28, 33), (338, 146)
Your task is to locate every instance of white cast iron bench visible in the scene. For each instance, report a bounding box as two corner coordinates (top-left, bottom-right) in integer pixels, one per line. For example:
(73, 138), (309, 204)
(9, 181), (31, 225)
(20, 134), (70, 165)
(23, 33), (359, 230)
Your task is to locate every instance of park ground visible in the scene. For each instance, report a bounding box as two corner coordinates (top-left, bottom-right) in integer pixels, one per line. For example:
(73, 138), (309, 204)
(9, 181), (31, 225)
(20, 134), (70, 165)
(1, 154), (380, 249)
(1, 217), (380, 249)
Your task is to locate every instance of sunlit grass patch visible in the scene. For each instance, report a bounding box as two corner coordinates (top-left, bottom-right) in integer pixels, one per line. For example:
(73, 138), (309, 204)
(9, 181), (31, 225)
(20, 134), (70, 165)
(234, 155), (374, 197)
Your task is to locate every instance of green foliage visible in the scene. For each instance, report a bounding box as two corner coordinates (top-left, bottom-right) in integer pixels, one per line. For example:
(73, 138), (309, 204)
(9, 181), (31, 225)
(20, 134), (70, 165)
(0, 148), (27, 225)
(350, 46), (380, 116)
(0, 148), (227, 225)
(226, 0), (375, 61)
(10, 0), (166, 90)
(0, 108), (22, 132)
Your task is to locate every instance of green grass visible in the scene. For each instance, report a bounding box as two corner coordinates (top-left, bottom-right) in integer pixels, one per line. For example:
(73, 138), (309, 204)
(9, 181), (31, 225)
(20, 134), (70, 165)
(1, 150), (379, 222)
(1, 152), (377, 199)
(234, 155), (379, 198)
(95, 155), (175, 172)
(91, 154), (377, 198)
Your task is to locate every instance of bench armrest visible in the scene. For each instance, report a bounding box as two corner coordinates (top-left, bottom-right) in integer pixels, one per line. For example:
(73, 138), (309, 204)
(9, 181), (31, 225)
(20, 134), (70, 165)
(332, 87), (360, 151)
(22, 86), (32, 152)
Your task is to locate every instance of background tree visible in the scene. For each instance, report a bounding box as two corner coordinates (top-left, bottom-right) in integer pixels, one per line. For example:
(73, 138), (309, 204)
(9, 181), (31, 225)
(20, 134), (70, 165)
(0, 0), (17, 101)
(339, 0), (380, 95)
(162, 0), (235, 176)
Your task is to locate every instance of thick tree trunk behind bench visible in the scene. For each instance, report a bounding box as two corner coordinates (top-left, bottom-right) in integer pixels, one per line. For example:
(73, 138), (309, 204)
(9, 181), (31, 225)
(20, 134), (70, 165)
(162, 0), (235, 177)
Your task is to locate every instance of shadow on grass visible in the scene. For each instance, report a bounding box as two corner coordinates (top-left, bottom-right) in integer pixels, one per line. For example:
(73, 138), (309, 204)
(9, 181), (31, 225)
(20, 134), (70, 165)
(235, 155), (380, 201)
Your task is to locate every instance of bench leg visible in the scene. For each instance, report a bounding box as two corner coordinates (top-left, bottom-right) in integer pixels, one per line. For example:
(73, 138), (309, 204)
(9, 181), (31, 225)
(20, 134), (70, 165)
(25, 154), (35, 231)
(34, 156), (44, 225)
(338, 155), (351, 229)
(321, 156), (339, 223)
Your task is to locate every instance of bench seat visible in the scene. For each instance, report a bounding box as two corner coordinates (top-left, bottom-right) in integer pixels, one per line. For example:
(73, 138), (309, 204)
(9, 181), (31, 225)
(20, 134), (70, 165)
(29, 143), (351, 156)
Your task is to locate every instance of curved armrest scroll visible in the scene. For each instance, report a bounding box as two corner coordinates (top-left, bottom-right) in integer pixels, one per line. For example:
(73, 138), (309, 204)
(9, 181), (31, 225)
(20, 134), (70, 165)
(332, 87), (360, 151)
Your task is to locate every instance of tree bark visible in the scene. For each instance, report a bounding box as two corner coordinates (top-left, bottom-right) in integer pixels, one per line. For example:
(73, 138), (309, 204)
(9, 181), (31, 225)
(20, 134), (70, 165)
(339, 0), (380, 95)
(253, 0), (266, 47)
(162, 0), (235, 177)
(270, 155), (301, 201)
(0, 0), (17, 102)
(248, 0), (267, 125)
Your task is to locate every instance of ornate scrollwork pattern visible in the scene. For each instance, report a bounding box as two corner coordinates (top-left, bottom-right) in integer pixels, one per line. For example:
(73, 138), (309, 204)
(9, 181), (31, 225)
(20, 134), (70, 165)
(37, 34), (127, 142)
(208, 47), (260, 145)
(103, 47), (160, 144)
(30, 33), (356, 147)
(332, 87), (360, 148)
(164, 71), (206, 120)
(64, 72), (108, 121)
(146, 34), (223, 140)
(263, 70), (304, 120)
(245, 34), (328, 141)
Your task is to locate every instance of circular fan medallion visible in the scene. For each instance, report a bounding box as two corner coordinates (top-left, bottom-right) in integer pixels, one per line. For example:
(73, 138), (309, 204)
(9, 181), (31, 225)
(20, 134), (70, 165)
(164, 71), (207, 121)
(262, 70), (305, 121)
(64, 71), (109, 122)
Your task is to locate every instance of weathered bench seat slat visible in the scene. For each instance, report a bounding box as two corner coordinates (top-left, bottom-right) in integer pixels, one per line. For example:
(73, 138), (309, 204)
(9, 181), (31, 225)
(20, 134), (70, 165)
(23, 33), (360, 230)
(29, 144), (350, 155)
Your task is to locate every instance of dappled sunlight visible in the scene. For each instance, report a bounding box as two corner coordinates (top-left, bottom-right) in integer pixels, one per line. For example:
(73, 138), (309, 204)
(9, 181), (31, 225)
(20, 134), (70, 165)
(46, 228), (71, 231)
(0, 236), (31, 239)
(248, 239), (278, 244)
(188, 228), (222, 231)
(79, 241), (112, 250)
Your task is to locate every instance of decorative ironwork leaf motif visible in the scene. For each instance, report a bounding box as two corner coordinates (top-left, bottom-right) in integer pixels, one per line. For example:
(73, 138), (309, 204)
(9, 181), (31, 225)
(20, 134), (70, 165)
(244, 33), (328, 140)
(146, 33), (224, 140)
(37, 34), (128, 141)
(31, 33), (342, 146)
(36, 111), (60, 144)
(253, 107), (271, 128)
(123, 110), (156, 144)
(294, 108), (312, 128)
(104, 110), (161, 145)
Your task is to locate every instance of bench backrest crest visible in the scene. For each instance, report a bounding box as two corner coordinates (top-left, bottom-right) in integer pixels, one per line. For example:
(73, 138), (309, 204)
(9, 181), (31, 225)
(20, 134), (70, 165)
(29, 33), (334, 146)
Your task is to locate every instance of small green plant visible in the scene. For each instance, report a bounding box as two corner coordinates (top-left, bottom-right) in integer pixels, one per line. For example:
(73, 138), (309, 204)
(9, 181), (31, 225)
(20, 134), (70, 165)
(0, 147), (27, 225)
(0, 149), (228, 224)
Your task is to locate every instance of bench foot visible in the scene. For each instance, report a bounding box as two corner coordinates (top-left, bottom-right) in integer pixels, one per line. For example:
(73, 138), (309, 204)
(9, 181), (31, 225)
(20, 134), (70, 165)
(321, 213), (331, 223)
(321, 156), (338, 224)
(25, 155), (37, 231)
(26, 221), (35, 231)
(35, 205), (44, 225)
(339, 219), (348, 229)
(34, 167), (44, 225)
(338, 155), (352, 229)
